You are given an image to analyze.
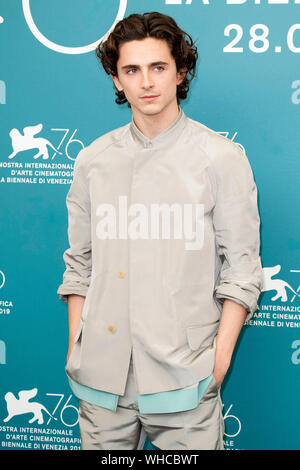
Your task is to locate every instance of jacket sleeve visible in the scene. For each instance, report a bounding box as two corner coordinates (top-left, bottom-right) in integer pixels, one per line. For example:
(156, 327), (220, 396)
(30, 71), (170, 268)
(211, 141), (264, 322)
(57, 147), (92, 303)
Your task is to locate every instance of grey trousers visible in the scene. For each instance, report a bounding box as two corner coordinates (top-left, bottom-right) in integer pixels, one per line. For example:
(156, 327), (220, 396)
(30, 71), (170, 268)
(78, 356), (225, 450)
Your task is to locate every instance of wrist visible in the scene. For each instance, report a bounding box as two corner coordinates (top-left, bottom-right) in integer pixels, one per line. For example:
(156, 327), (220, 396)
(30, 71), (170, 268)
(214, 340), (232, 376)
(215, 334), (234, 361)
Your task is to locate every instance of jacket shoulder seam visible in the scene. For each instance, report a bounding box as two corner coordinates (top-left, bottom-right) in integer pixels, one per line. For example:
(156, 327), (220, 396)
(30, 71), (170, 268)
(84, 125), (130, 169)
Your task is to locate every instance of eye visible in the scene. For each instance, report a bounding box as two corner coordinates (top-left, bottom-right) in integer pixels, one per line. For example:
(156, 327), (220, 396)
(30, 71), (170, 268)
(154, 66), (164, 71)
(127, 68), (136, 74)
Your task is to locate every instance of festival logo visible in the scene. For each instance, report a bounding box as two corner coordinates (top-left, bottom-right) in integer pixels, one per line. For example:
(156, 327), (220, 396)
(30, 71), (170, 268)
(262, 265), (300, 302)
(6, 124), (84, 163)
(8, 124), (63, 161)
(3, 388), (56, 425)
(247, 265), (300, 329)
(0, 388), (81, 449)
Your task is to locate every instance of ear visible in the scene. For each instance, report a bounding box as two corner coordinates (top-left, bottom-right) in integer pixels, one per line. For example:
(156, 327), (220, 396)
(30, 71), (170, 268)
(176, 68), (187, 86)
(111, 74), (123, 92)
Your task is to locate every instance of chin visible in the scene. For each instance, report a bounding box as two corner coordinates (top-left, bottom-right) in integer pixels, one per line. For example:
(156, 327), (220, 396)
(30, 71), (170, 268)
(143, 101), (166, 112)
(132, 102), (162, 115)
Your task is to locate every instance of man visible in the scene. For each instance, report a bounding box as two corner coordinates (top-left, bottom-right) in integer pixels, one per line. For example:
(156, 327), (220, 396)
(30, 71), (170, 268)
(57, 12), (263, 450)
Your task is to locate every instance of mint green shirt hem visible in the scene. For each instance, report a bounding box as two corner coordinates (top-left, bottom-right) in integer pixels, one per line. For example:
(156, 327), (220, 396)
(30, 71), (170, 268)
(67, 374), (213, 414)
(137, 374), (213, 414)
(67, 376), (119, 412)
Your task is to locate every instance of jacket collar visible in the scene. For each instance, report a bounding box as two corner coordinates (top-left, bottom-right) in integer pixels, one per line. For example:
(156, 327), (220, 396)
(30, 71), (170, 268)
(129, 106), (187, 149)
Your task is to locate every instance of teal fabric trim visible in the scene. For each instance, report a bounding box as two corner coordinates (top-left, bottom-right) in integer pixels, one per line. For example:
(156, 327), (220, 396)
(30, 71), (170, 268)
(67, 376), (119, 412)
(137, 374), (213, 414)
(67, 374), (213, 414)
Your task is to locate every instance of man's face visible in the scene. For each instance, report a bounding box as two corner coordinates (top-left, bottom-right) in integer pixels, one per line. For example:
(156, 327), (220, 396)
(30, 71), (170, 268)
(111, 37), (186, 116)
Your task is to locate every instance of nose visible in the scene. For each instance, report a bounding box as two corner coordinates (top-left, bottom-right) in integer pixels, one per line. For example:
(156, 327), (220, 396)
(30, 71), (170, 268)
(140, 68), (153, 90)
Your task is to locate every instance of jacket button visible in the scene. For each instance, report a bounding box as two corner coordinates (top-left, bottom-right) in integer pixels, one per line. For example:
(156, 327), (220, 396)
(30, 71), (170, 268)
(118, 270), (125, 278)
(107, 325), (116, 334)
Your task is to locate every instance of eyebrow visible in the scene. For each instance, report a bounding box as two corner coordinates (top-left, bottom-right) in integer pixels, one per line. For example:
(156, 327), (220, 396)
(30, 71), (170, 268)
(120, 61), (169, 71)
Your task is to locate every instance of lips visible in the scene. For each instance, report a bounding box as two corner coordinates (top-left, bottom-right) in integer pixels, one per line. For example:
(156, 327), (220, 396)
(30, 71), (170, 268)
(140, 95), (159, 101)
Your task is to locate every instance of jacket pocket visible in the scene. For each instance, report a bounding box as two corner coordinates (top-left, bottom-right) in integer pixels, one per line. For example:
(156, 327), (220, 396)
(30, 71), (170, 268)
(186, 320), (219, 351)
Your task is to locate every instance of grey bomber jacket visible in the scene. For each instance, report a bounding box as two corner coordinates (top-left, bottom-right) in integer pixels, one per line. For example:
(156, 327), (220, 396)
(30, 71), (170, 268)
(57, 106), (264, 395)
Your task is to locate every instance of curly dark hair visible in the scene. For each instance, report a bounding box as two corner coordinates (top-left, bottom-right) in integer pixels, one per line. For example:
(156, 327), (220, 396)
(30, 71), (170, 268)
(95, 11), (198, 108)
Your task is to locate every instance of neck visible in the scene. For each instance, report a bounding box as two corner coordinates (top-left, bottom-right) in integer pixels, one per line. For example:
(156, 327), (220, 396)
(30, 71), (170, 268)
(131, 101), (180, 140)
